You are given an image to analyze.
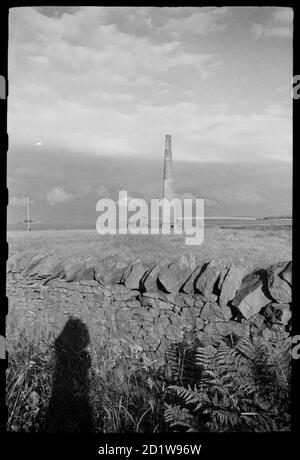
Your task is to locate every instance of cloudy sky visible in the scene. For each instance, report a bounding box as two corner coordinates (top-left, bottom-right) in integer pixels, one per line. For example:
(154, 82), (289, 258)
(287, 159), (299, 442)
(8, 6), (293, 223)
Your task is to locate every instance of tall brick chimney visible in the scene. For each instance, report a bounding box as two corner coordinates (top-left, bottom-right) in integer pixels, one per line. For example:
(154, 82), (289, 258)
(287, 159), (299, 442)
(162, 135), (175, 228)
(163, 134), (175, 201)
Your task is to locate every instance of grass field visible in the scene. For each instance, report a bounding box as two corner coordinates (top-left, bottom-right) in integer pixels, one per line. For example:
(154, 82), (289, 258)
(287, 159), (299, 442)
(7, 223), (292, 271)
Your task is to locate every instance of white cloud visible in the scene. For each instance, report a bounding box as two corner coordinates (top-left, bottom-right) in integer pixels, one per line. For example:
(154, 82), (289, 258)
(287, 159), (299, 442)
(161, 7), (229, 37)
(8, 7), (292, 165)
(10, 196), (27, 206)
(131, 102), (292, 162)
(78, 184), (92, 197)
(251, 8), (293, 39)
(8, 7), (223, 159)
(46, 186), (74, 205)
(97, 185), (110, 198)
(8, 97), (292, 162)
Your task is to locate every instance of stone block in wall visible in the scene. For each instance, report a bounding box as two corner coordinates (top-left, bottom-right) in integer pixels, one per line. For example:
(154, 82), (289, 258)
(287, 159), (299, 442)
(63, 256), (87, 281)
(281, 261), (292, 285)
(101, 266), (127, 286)
(101, 287), (113, 298)
(196, 317), (205, 330)
(115, 307), (133, 322)
(6, 253), (21, 272)
(95, 255), (118, 281)
(182, 322), (194, 331)
(23, 254), (49, 276)
(80, 280), (100, 287)
(121, 261), (151, 290)
(195, 330), (217, 345)
(202, 293), (218, 302)
(140, 292), (164, 309)
(73, 266), (95, 281)
(158, 300), (174, 311)
(157, 259), (194, 293)
(267, 262), (292, 304)
(143, 335), (161, 350)
(156, 340), (167, 353)
(56, 280), (77, 291)
(217, 266), (230, 290)
(195, 260), (227, 297)
(147, 306), (160, 318)
(183, 330), (195, 345)
(220, 305), (233, 321)
(234, 286), (271, 320)
(129, 343), (144, 355)
(141, 264), (160, 291)
(232, 270), (272, 319)
(133, 306), (156, 321)
(261, 302), (291, 326)
(142, 323), (154, 333)
(175, 313), (194, 331)
(187, 305), (202, 320)
(248, 313), (266, 330)
(111, 285), (139, 302)
(140, 295), (158, 309)
(194, 297), (205, 309)
(164, 293), (186, 307)
(218, 264), (248, 307)
(126, 300), (142, 309)
(204, 320), (250, 340)
(179, 307), (194, 323)
(8, 252), (40, 273)
(128, 319), (141, 329)
(181, 294), (195, 307)
(168, 312), (181, 328)
(30, 254), (65, 279)
(153, 319), (165, 336)
(165, 325), (184, 341)
(181, 264), (203, 294)
(117, 321), (132, 332)
(142, 291), (167, 301)
(156, 314), (171, 329)
(150, 332), (163, 348)
(199, 302), (229, 323)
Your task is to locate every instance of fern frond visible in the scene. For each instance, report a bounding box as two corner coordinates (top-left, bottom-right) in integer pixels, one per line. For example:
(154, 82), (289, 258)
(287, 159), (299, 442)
(196, 345), (217, 369)
(168, 384), (204, 406)
(235, 338), (256, 361)
(164, 403), (194, 428)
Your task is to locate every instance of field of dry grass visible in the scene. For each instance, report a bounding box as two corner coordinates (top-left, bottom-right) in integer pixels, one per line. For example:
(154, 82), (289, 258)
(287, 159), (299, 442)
(8, 224), (292, 271)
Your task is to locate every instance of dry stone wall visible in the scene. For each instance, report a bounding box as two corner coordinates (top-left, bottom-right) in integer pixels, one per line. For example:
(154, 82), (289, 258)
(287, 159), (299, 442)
(6, 252), (292, 367)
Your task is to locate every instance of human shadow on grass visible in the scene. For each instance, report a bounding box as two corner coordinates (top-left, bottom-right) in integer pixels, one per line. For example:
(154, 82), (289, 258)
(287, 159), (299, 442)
(44, 317), (94, 432)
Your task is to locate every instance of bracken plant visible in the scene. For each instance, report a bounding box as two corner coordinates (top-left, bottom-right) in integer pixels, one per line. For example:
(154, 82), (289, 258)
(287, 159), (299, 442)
(164, 328), (291, 432)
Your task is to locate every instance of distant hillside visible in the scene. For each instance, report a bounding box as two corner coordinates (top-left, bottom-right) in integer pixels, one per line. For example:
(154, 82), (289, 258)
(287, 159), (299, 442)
(257, 215), (292, 220)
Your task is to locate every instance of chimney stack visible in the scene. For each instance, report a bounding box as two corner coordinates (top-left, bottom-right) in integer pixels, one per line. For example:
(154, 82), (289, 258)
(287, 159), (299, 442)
(162, 135), (175, 228)
(163, 134), (175, 201)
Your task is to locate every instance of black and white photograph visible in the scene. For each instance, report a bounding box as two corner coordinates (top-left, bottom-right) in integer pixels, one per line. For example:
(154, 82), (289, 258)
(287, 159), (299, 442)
(5, 6), (293, 435)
